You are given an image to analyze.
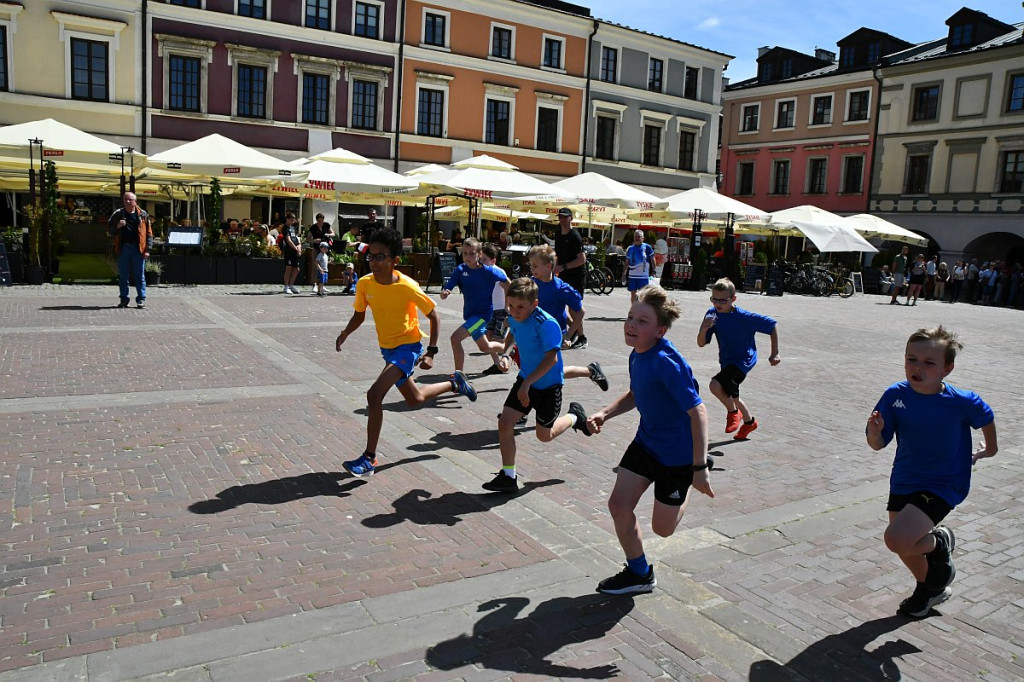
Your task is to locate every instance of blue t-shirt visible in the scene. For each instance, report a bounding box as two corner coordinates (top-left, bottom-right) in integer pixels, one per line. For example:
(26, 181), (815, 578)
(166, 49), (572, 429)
(872, 381), (993, 507)
(507, 307), (563, 390)
(443, 263), (508, 320)
(534, 276), (582, 333)
(630, 337), (703, 466)
(704, 306), (776, 374)
(626, 243), (655, 280)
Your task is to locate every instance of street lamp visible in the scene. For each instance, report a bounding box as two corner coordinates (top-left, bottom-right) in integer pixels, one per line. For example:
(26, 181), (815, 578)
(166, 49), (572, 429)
(28, 138), (43, 205)
(119, 146), (136, 195)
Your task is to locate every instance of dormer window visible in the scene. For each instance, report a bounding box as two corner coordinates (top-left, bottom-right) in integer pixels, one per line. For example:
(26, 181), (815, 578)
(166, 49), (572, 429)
(949, 22), (975, 48)
(759, 62), (775, 81)
(780, 58), (793, 78)
(867, 41), (880, 63)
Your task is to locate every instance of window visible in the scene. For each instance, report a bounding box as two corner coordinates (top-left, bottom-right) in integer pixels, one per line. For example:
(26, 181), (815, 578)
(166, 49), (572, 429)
(0, 26), (7, 92)
(305, 0), (330, 30)
(811, 95), (832, 125)
(301, 72), (329, 125)
(759, 62), (776, 81)
(912, 85), (940, 121)
(1006, 74), (1024, 112)
(238, 0), (265, 18)
(424, 12), (446, 48)
(677, 130), (695, 171)
(737, 162), (754, 195)
(485, 99), (510, 145)
(684, 67), (698, 99)
(351, 79), (378, 130)
(491, 26), (512, 60)
(999, 151), (1023, 193)
(772, 160), (790, 195)
(543, 37), (563, 69)
(648, 58), (663, 93)
(905, 154), (930, 193)
(537, 107), (559, 152)
(595, 116), (616, 160)
(168, 55), (201, 112)
(776, 100), (795, 128)
(807, 158), (827, 194)
(867, 41), (881, 63)
(71, 38), (108, 102)
(780, 58), (793, 79)
(237, 64), (267, 118)
(847, 90), (870, 121)
(741, 103), (759, 132)
(842, 155), (864, 194)
(600, 47), (617, 83)
(642, 125), (661, 166)
(168, 0), (201, 6)
(417, 88), (444, 136)
(354, 2), (380, 39)
(950, 23), (974, 49)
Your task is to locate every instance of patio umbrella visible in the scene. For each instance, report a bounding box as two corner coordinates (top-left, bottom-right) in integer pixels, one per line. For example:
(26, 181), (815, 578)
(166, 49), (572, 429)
(551, 172), (668, 211)
(412, 155), (576, 201)
(0, 118), (144, 168)
(146, 134), (302, 182)
(770, 205), (877, 253)
(283, 148), (418, 201)
(843, 214), (929, 247)
(659, 187), (769, 222)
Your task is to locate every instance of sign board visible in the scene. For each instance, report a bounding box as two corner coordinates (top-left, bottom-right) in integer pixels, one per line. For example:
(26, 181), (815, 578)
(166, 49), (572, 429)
(0, 241), (11, 286)
(167, 226), (204, 247)
(765, 264), (785, 297)
(851, 271), (864, 295)
(427, 251), (457, 290)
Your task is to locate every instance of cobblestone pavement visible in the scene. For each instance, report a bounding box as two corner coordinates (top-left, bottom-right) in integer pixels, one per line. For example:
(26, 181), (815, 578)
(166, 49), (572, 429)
(1, 282), (1021, 681)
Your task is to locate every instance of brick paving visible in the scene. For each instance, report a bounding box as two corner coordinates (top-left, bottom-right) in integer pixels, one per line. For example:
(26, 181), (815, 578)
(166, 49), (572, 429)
(0, 282), (1021, 681)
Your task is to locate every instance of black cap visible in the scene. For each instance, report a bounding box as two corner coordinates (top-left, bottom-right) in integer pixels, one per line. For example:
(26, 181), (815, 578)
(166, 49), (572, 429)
(557, 207), (573, 217)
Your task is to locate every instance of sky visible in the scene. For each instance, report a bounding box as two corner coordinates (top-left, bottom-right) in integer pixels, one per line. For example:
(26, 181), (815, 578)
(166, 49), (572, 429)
(581, 0), (1023, 83)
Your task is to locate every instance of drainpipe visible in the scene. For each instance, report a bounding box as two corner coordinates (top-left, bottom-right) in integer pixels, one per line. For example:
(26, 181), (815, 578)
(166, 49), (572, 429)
(141, 0), (148, 155)
(580, 18), (598, 173)
(865, 66), (883, 214)
(392, 0), (406, 173)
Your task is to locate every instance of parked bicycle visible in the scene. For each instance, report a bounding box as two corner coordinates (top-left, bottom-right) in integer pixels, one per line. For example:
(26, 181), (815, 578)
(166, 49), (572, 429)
(585, 260), (615, 295)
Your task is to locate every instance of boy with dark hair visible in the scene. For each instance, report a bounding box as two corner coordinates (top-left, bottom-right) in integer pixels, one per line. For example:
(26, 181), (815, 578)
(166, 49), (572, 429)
(335, 227), (478, 478)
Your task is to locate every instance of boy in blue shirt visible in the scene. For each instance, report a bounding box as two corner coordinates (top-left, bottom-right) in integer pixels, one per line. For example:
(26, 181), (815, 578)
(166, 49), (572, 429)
(441, 238), (509, 374)
(867, 326), (997, 618)
(696, 277), (780, 440)
(587, 285), (712, 594)
(482, 277), (591, 493)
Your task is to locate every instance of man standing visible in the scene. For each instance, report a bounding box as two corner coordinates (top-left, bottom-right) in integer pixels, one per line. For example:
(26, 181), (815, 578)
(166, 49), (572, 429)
(553, 207), (588, 349)
(281, 212), (303, 294)
(889, 245), (909, 305)
(625, 229), (656, 303)
(108, 192), (153, 309)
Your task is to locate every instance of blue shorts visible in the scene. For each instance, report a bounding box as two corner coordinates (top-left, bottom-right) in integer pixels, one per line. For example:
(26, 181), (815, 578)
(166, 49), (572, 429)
(319, 272), (329, 284)
(462, 316), (489, 341)
(380, 342), (422, 387)
(628, 277), (650, 292)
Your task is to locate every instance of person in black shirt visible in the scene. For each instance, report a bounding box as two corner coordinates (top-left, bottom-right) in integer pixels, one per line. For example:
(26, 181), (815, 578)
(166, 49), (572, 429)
(553, 207), (588, 349)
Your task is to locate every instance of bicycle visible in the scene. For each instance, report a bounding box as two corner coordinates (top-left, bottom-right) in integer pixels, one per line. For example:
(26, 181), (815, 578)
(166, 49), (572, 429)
(585, 260), (615, 295)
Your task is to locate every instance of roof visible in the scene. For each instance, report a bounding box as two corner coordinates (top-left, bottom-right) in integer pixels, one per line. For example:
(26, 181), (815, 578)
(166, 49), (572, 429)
(885, 21), (1023, 67)
(594, 17), (733, 60)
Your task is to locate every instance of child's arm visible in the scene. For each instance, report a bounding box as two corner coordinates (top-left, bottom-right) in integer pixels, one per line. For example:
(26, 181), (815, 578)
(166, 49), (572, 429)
(689, 402), (714, 499)
(972, 422), (998, 464)
(440, 269), (459, 299)
(696, 315), (714, 347)
(517, 348), (558, 406)
(865, 410), (887, 450)
(335, 311), (366, 351)
(418, 308), (442, 370)
(768, 328), (781, 365)
(497, 331), (517, 372)
(587, 391), (636, 434)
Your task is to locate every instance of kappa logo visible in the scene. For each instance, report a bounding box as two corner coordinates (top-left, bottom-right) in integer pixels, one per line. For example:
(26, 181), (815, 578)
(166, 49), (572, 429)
(668, 490), (681, 500)
(892, 399), (907, 409)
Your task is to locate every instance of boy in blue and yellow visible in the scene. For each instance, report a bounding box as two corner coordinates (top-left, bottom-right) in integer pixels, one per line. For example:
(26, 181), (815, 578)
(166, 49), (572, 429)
(483, 278), (591, 493)
(335, 227), (477, 477)
(867, 326), (997, 619)
(696, 277), (780, 440)
(441, 237), (509, 374)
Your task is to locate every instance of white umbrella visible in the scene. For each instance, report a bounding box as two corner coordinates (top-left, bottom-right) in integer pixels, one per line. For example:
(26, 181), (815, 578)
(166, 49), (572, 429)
(551, 172), (668, 210)
(770, 205), (877, 253)
(412, 155), (576, 200)
(660, 187), (769, 222)
(147, 134), (301, 182)
(0, 118), (144, 167)
(843, 213), (929, 247)
(287, 148), (418, 196)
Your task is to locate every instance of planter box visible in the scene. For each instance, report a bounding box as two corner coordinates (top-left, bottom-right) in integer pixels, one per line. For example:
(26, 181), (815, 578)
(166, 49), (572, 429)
(159, 255), (216, 284)
(236, 258), (283, 284)
(327, 262), (349, 285)
(410, 252), (433, 286)
(216, 257), (236, 284)
(395, 264), (414, 279)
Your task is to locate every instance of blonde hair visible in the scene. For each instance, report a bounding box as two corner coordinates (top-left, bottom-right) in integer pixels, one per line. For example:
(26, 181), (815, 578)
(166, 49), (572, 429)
(635, 285), (681, 329)
(507, 277), (538, 302)
(711, 277), (736, 296)
(907, 326), (963, 364)
(529, 243), (557, 266)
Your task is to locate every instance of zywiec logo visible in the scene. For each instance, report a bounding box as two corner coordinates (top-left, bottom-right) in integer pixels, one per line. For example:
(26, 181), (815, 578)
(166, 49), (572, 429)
(892, 399), (907, 409)
(43, 149), (65, 157)
(223, 167), (241, 174)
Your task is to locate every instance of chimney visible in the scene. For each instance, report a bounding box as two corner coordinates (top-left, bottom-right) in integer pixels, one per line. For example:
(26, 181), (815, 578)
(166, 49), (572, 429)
(815, 48), (836, 63)
(757, 46), (771, 57)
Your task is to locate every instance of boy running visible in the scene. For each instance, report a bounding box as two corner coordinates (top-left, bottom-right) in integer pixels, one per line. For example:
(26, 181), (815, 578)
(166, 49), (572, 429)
(335, 227), (477, 477)
(480, 243), (510, 375)
(587, 285), (712, 594)
(483, 278), (592, 493)
(696, 277), (780, 440)
(441, 238), (510, 374)
(867, 326), (997, 618)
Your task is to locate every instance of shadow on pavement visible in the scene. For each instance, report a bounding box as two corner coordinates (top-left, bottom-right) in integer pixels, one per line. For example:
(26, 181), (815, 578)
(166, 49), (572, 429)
(187, 454), (440, 514)
(748, 615), (920, 681)
(406, 428), (500, 453)
(426, 593), (633, 679)
(39, 305), (121, 311)
(362, 479), (563, 528)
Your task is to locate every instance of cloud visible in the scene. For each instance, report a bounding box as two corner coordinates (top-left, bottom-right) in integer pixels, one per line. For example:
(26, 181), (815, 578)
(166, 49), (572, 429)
(696, 16), (721, 30)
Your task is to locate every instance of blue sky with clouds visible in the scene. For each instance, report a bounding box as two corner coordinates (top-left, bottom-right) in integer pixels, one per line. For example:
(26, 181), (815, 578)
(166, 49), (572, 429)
(582, 1), (1023, 82)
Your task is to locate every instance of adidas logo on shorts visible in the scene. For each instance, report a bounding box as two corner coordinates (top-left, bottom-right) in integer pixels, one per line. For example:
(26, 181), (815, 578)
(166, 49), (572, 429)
(668, 490), (681, 500)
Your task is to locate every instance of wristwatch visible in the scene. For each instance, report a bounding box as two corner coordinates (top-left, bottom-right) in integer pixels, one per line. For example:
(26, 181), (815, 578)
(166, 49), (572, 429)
(425, 345), (439, 356)
(692, 455), (715, 471)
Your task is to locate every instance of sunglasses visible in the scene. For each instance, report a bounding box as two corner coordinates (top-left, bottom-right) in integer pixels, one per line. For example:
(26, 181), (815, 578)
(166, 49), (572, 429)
(365, 253), (391, 263)
(710, 297), (731, 304)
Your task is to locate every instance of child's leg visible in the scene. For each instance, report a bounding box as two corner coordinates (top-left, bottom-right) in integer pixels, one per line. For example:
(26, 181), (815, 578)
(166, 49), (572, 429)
(450, 326), (470, 371)
(608, 468), (652, 560)
(884, 507), (937, 582)
(651, 497), (690, 538)
(364, 364), (405, 455)
(564, 365), (589, 380)
(709, 378), (738, 412)
(733, 396), (751, 422)
(473, 335), (506, 366)
(497, 406), (524, 468)
(396, 373), (456, 408)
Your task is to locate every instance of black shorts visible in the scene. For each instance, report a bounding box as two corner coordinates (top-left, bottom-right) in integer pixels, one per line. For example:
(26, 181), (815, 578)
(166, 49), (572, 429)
(560, 268), (585, 298)
(283, 251), (301, 267)
(712, 364), (747, 398)
(618, 440), (694, 507)
(887, 492), (952, 526)
(909, 273), (925, 285)
(503, 376), (562, 428)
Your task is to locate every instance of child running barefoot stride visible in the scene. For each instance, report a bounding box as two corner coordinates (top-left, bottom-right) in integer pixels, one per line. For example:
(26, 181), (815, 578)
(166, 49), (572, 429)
(588, 285), (712, 594)
(867, 326), (997, 618)
(482, 277), (592, 493)
(696, 277), (780, 440)
(335, 227), (478, 478)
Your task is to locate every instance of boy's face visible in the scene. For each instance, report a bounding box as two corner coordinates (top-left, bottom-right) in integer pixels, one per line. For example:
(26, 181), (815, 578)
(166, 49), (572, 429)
(366, 243), (396, 281)
(462, 244), (480, 267)
(479, 253), (495, 267)
(506, 295), (539, 322)
(904, 340), (953, 395)
(529, 257), (554, 281)
(710, 290), (736, 312)
(624, 301), (666, 351)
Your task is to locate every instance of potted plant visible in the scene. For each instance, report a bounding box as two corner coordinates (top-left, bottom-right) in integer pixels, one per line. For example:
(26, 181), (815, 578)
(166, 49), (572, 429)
(22, 204), (45, 284)
(145, 259), (163, 285)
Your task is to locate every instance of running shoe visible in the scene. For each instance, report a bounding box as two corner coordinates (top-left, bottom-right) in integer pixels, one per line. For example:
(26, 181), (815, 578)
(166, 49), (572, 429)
(597, 565), (656, 595)
(725, 411), (742, 433)
(926, 526), (956, 591)
(451, 370), (477, 401)
(568, 402), (591, 436)
(588, 362), (609, 391)
(734, 418), (758, 440)
(343, 453), (377, 477)
(898, 583), (951, 619)
(482, 472), (519, 493)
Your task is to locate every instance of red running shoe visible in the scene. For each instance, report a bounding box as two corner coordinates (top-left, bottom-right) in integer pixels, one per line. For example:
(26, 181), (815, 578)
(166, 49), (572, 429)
(725, 411), (742, 433)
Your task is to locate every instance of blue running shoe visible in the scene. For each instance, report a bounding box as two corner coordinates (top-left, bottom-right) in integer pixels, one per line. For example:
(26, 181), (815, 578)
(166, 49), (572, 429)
(343, 453), (377, 477)
(451, 370), (477, 402)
